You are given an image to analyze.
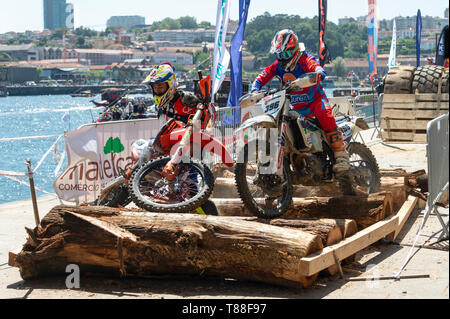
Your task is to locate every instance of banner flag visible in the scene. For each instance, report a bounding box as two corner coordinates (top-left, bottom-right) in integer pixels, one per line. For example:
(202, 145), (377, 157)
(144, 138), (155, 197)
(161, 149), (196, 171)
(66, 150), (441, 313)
(416, 10), (422, 67)
(226, 0), (251, 108)
(367, 0), (378, 85)
(436, 25), (449, 67)
(318, 0), (331, 67)
(388, 19), (397, 69)
(211, 0), (232, 102)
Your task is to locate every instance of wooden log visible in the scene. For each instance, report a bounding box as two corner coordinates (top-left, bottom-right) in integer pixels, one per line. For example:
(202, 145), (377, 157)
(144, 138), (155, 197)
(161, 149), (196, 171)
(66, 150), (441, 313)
(267, 219), (343, 247)
(215, 192), (393, 230)
(13, 205), (324, 289)
(211, 177), (408, 210)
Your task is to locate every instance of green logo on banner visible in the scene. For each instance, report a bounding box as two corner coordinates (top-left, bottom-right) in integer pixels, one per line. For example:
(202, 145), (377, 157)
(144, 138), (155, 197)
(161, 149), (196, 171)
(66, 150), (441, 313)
(104, 137), (125, 155)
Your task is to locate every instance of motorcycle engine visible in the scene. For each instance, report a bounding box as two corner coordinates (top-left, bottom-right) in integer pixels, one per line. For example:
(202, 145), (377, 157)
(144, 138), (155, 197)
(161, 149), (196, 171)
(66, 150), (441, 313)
(292, 154), (325, 186)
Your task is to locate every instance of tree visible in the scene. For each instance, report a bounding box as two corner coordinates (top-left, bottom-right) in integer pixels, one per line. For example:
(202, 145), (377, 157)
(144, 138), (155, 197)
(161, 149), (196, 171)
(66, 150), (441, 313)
(332, 57), (347, 78)
(179, 16), (197, 29)
(199, 21), (212, 28)
(147, 34), (154, 41)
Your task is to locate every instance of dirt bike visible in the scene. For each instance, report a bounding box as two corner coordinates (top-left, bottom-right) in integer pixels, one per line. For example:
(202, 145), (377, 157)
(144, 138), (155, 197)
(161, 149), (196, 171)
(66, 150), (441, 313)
(128, 100), (233, 213)
(95, 75), (231, 215)
(234, 72), (381, 219)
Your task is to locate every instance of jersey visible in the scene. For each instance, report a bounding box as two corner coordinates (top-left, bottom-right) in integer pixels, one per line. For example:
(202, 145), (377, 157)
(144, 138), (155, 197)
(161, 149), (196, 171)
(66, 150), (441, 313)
(158, 89), (200, 124)
(251, 52), (337, 132)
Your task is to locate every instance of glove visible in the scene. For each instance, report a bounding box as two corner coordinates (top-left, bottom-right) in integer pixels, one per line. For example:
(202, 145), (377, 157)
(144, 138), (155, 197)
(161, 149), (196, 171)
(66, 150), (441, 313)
(316, 70), (326, 82)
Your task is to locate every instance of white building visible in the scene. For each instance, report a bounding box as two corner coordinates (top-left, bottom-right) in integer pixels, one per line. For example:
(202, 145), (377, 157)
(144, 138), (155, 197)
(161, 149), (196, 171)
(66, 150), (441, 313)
(107, 16), (145, 29)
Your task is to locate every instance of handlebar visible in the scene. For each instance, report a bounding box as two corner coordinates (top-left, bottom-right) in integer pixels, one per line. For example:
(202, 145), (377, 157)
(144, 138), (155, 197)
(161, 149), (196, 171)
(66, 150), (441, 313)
(240, 72), (319, 108)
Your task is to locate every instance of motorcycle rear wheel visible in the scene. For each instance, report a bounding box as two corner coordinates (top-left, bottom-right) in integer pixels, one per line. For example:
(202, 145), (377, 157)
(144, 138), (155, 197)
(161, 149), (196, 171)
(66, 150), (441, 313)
(346, 142), (381, 194)
(129, 156), (214, 213)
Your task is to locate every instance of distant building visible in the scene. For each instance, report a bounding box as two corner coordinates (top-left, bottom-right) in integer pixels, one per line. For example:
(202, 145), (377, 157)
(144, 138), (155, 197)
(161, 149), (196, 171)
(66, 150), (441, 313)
(445, 8), (449, 18)
(43, 0), (74, 30)
(151, 29), (215, 43)
(0, 44), (43, 61)
(74, 49), (134, 65)
(107, 16), (146, 29)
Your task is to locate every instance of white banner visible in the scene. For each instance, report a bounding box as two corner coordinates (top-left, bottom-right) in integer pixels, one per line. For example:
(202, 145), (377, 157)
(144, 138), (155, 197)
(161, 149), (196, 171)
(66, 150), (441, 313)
(211, 0), (232, 101)
(53, 119), (161, 203)
(388, 19), (397, 69)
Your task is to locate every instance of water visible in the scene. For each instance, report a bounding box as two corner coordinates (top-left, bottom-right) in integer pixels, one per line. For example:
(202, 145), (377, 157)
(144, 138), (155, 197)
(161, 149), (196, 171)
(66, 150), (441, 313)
(0, 95), (102, 204)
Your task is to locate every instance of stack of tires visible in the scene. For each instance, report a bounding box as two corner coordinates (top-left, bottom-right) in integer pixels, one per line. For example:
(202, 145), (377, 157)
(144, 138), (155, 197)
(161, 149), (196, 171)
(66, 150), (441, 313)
(384, 65), (449, 94)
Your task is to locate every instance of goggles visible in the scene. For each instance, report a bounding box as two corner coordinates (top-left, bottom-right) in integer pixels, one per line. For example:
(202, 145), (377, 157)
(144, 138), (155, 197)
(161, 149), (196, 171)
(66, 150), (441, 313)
(276, 49), (296, 61)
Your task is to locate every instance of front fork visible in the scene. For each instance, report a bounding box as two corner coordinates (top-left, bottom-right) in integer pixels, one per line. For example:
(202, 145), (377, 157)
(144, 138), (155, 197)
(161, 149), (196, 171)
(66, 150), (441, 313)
(257, 121), (287, 178)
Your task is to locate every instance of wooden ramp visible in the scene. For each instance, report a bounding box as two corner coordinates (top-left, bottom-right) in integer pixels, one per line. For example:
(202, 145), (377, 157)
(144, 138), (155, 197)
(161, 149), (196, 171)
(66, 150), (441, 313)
(381, 93), (449, 143)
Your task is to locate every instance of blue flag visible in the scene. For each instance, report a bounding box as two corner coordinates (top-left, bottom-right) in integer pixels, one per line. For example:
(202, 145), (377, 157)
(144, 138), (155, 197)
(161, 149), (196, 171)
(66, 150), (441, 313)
(416, 10), (422, 67)
(226, 0), (250, 108)
(367, 0), (378, 85)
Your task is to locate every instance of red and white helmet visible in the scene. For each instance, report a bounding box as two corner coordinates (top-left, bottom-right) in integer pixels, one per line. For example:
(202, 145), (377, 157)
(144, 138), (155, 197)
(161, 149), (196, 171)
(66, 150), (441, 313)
(270, 29), (305, 71)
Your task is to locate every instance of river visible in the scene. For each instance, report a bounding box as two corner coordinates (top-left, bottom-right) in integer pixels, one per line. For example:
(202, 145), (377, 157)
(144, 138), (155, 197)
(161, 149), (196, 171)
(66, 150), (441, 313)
(0, 95), (102, 204)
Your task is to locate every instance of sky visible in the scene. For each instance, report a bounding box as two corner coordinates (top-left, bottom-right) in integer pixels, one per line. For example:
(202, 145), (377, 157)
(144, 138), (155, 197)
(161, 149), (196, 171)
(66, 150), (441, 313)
(0, 0), (448, 33)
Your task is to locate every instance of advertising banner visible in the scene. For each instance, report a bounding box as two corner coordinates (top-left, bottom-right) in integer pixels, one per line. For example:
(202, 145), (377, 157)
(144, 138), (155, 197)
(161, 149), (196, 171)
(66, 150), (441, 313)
(388, 19), (397, 69)
(367, 0), (378, 84)
(212, 0), (232, 101)
(53, 119), (160, 203)
(227, 0), (251, 108)
(416, 10), (422, 67)
(318, 0), (331, 67)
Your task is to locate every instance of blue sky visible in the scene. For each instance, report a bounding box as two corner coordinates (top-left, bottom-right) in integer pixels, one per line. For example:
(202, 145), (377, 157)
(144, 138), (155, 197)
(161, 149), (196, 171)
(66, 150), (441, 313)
(0, 0), (448, 33)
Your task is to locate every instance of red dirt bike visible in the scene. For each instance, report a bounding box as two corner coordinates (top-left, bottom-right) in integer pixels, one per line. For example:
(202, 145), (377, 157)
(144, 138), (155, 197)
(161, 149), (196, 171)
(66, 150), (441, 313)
(128, 100), (233, 213)
(95, 75), (233, 214)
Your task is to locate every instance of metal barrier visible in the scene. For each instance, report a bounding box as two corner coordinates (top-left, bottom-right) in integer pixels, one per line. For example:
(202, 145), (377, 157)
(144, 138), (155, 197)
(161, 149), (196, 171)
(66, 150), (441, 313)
(210, 106), (242, 165)
(424, 113), (449, 238)
(395, 113), (449, 278)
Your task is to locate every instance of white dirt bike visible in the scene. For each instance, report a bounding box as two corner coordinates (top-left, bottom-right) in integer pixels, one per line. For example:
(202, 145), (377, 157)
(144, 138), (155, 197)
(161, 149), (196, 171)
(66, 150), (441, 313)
(235, 72), (381, 219)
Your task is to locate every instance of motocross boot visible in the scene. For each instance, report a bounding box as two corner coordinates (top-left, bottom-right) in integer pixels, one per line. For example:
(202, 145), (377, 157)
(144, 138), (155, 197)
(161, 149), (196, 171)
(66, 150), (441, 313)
(325, 129), (350, 173)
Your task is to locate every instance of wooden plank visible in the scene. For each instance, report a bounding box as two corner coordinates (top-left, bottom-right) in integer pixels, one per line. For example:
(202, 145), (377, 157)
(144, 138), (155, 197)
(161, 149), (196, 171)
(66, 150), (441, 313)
(415, 93), (449, 102)
(383, 94), (416, 103)
(299, 214), (399, 276)
(383, 93), (449, 103)
(381, 119), (430, 130)
(383, 102), (449, 110)
(381, 109), (449, 120)
(386, 196), (419, 241)
(381, 131), (427, 143)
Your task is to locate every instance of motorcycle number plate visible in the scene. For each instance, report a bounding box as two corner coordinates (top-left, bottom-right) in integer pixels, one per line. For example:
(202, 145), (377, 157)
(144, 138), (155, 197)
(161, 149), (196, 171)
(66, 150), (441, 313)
(261, 92), (285, 116)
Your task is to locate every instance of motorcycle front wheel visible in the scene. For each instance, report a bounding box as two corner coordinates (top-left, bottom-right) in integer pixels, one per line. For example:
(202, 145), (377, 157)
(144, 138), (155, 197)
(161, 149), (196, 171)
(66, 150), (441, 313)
(234, 143), (293, 219)
(129, 156), (214, 213)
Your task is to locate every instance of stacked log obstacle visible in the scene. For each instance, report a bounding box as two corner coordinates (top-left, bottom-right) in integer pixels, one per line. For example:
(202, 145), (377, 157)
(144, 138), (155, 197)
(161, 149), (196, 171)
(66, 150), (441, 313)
(212, 176), (408, 210)
(11, 205), (325, 288)
(214, 192), (393, 230)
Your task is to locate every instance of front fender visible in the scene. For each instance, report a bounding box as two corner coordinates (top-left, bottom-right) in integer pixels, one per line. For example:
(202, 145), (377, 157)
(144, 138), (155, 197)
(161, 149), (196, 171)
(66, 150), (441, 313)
(236, 114), (277, 133)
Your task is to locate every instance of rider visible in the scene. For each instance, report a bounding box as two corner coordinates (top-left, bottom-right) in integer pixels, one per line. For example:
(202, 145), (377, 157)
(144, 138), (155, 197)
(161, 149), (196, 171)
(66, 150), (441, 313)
(142, 62), (201, 124)
(251, 29), (350, 173)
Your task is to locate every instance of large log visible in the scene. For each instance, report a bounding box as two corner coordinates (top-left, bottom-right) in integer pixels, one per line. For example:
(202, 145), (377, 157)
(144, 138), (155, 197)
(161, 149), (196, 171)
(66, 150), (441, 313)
(211, 177), (408, 210)
(13, 205), (324, 288)
(267, 219), (343, 247)
(214, 192), (393, 229)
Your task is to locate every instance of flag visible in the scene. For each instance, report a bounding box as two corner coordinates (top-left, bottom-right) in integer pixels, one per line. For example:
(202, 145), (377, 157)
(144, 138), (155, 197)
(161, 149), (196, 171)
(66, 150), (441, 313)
(62, 111), (70, 122)
(367, 0), (378, 85)
(318, 0), (331, 67)
(226, 0), (251, 108)
(436, 25), (449, 66)
(211, 0), (232, 102)
(388, 19), (397, 69)
(416, 10), (422, 67)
